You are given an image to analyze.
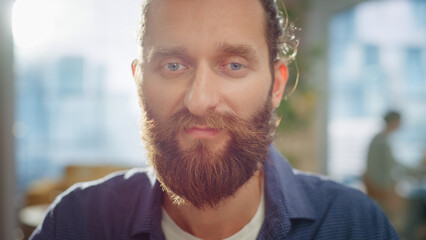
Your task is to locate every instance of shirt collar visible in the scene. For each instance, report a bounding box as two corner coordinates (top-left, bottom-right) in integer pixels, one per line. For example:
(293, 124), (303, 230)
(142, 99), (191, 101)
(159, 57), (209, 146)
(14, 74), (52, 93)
(260, 145), (316, 238)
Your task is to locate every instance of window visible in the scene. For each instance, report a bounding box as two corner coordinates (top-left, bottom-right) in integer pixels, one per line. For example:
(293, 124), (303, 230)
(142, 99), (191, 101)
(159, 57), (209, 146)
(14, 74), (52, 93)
(328, 0), (426, 183)
(13, 0), (146, 190)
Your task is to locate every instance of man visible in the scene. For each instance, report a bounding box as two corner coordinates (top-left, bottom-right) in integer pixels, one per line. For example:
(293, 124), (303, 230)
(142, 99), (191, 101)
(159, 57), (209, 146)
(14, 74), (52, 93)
(31, 0), (398, 239)
(364, 111), (404, 229)
(365, 111), (401, 194)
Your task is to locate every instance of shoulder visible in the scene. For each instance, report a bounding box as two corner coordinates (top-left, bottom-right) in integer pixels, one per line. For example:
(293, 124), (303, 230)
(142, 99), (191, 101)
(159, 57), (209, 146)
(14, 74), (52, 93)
(293, 171), (399, 239)
(369, 132), (387, 147)
(55, 167), (156, 209)
(30, 168), (157, 240)
(294, 170), (376, 211)
(265, 147), (399, 239)
(64, 167), (155, 197)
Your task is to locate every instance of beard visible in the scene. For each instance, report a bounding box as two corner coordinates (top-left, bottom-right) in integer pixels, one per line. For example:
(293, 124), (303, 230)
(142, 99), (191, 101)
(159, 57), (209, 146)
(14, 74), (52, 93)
(140, 98), (277, 209)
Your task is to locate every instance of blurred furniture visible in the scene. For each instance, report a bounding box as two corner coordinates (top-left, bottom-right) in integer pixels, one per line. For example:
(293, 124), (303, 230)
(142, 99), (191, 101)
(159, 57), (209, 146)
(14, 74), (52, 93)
(396, 177), (426, 240)
(19, 204), (50, 228)
(25, 164), (130, 206)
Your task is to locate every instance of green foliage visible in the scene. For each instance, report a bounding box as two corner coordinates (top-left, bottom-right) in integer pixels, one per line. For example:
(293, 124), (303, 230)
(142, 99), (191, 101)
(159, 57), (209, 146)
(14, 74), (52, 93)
(275, 0), (319, 132)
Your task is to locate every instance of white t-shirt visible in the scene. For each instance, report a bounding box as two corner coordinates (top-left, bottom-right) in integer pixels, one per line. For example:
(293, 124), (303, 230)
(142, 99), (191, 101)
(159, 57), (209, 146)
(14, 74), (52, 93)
(161, 188), (265, 240)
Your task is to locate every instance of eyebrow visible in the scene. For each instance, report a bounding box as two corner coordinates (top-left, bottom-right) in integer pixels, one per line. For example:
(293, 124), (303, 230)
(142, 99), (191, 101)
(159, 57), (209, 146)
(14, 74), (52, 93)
(144, 46), (187, 63)
(144, 42), (260, 65)
(217, 42), (260, 65)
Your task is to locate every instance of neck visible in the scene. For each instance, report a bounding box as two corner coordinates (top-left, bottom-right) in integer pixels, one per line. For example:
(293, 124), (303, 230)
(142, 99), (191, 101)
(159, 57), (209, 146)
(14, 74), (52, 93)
(384, 128), (393, 135)
(162, 169), (264, 240)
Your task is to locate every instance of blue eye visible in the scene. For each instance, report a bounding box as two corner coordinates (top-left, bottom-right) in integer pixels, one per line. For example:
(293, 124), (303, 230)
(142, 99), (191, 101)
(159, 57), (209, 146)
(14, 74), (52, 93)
(220, 61), (248, 78)
(166, 63), (182, 71)
(229, 63), (242, 70)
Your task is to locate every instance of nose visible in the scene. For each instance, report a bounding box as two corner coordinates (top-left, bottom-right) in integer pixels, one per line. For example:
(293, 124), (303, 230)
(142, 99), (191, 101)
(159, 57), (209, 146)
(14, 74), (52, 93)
(184, 63), (220, 117)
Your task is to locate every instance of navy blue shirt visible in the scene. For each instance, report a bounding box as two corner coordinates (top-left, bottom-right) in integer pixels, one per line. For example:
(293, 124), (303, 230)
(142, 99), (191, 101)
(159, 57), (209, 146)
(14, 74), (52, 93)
(30, 146), (399, 239)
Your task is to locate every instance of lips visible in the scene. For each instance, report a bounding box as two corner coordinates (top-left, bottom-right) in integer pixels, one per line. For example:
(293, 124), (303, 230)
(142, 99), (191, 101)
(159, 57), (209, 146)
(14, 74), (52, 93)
(185, 126), (221, 138)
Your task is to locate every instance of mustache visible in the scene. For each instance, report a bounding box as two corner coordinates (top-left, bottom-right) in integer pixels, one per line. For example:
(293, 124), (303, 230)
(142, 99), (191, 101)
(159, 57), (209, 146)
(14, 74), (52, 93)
(146, 108), (263, 137)
(167, 110), (241, 130)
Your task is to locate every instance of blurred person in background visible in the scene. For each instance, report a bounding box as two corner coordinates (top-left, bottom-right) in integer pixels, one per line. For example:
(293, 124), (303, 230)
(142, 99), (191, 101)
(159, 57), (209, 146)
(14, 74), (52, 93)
(364, 111), (405, 229)
(30, 0), (398, 239)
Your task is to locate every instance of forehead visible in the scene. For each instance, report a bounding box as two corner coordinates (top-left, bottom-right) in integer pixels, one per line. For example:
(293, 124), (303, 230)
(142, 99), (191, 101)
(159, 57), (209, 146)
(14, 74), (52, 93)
(143, 0), (267, 57)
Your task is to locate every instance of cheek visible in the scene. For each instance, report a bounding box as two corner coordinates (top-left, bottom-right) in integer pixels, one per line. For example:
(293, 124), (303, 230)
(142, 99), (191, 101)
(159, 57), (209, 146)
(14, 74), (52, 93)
(141, 75), (186, 117)
(141, 77), (162, 111)
(225, 76), (271, 118)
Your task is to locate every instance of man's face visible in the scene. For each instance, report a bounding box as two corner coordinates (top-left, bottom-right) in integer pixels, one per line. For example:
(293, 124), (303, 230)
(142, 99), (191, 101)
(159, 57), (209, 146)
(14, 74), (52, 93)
(142, 0), (274, 125)
(137, 0), (285, 208)
(389, 119), (401, 132)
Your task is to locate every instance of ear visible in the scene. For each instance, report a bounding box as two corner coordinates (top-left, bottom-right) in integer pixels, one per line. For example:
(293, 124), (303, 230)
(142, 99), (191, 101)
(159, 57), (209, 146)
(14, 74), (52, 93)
(271, 61), (288, 108)
(131, 59), (138, 77)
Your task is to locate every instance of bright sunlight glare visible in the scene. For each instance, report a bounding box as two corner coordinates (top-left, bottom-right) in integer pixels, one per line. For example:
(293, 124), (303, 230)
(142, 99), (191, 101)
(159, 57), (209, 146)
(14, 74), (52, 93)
(12, 0), (58, 48)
